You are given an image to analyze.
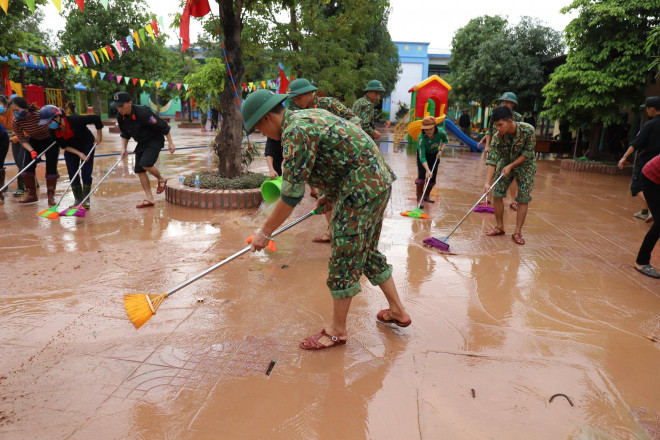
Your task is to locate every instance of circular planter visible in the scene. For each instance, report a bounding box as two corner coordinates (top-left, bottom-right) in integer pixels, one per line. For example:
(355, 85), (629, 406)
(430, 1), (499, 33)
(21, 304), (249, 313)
(178, 123), (203, 129)
(108, 126), (121, 134)
(560, 159), (632, 175)
(165, 180), (263, 210)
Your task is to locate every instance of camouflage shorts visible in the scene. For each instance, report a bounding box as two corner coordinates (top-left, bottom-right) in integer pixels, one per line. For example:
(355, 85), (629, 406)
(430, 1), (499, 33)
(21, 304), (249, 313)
(327, 188), (393, 299)
(493, 165), (535, 204)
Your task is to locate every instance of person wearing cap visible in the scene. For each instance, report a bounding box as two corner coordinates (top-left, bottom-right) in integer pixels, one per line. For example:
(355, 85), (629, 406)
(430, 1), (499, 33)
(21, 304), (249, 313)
(480, 92), (524, 210)
(618, 97), (660, 223)
(9, 97), (59, 205)
(242, 89), (411, 351)
(352, 80), (386, 140)
(287, 78), (361, 242)
(38, 105), (103, 209)
(416, 116), (448, 206)
(484, 105), (537, 245)
(113, 92), (175, 208)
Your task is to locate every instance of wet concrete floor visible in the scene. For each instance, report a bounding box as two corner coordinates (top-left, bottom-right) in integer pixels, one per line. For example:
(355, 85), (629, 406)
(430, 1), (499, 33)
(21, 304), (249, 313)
(0, 125), (659, 439)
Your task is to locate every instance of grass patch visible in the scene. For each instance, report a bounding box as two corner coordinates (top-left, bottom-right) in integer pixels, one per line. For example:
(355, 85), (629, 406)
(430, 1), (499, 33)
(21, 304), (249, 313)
(183, 170), (267, 189)
(573, 157), (618, 167)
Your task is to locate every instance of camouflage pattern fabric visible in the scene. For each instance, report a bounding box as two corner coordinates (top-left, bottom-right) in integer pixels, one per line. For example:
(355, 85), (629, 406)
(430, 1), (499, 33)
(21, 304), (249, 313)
(280, 108), (395, 224)
(486, 110), (523, 138)
(352, 96), (377, 138)
(487, 121), (537, 203)
(327, 188), (393, 299)
(288, 95), (361, 126)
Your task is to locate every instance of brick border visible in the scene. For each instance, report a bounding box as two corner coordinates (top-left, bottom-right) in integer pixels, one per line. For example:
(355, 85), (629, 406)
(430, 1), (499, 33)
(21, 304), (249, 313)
(165, 180), (263, 210)
(177, 123), (204, 129)
(560, 159), (632, 175)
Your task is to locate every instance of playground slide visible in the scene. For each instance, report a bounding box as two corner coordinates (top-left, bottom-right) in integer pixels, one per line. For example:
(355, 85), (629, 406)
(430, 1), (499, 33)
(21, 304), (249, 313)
(445, 118), (482, 152)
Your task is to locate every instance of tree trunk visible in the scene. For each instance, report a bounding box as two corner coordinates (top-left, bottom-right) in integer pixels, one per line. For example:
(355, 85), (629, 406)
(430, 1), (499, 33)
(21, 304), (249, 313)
(216, 0), (245, 178)
(155, 88), (161, 115)
(587, 120), (603, 160)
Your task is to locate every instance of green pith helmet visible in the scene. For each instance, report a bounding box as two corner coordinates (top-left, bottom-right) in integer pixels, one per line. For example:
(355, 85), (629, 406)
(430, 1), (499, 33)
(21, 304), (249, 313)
(364, 80), (386, 92)
(498, 92), (518, 105)
(286, 78), (317, 95)
(241, 89), (288, 133)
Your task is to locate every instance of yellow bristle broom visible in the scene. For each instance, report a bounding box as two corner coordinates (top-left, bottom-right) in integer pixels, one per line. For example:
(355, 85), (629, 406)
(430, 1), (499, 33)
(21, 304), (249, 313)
(124, 207), (324, 328)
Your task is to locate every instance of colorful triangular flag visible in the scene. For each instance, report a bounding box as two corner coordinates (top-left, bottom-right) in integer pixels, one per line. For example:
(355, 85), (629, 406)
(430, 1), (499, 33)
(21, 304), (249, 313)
(155, 81), (161, 88)
(140, 79), (145, 87)
(0, 0), (8, 14)
(127, 35), (134, 51)
(138, 28), (146, 44)
(99, 72), (106, 80)
(25, 0), (35, 13)
(124, 77), (130, 84)
(100, 0), (108, 9)
(132, 78), (138, 86)
(116, 75), (122, 84)
(51, 0), (61, 14)
(133, 31), (140, 48)
(75, 0), (84, 12)
(151, 19), (158, 37)
(91, 69), (98, 78)
(145, 24), (155, 40)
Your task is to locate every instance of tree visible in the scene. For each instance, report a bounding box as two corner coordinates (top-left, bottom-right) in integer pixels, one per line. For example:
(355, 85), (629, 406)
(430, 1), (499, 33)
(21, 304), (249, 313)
(241, 0), (400, 104)
(59, 0), (181, 113)
(450, 16), (562, 125)
(185, 57), (226, 113)
(542, 0), (659, 159)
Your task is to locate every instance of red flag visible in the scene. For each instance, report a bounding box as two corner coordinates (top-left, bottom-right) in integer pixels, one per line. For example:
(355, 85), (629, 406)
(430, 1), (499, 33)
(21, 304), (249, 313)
(106, 45), (114, 60)
(278, 66), (289, 94)
(76, 0), (84, 12)
(180, 0), (211, 52)
(2, 64), (11, 97)
(132, 78), (138, 86)
(151, 19), (159, 37)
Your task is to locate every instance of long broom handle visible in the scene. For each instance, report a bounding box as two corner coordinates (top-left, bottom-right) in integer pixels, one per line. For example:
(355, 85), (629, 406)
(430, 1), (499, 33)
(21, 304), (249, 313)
(416, 156), (439, 210)
(165, 208), (322, 298)
(444, 173), (505, 240)
(53, 143), (97, 206)
(0, 141), (58, 193)
(76, 155), (123, 207)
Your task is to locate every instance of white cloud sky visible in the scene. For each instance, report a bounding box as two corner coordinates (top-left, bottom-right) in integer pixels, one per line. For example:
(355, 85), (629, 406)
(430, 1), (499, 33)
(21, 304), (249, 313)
(39, 0), (577, 52)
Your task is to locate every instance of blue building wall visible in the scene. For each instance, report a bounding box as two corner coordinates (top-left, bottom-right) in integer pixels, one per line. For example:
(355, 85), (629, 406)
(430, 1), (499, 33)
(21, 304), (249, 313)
(384, 42), (430, 118)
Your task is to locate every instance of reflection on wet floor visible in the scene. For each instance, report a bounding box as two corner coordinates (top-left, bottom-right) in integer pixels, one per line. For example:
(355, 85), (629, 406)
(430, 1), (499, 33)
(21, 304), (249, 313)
(1, 126), (659, 439)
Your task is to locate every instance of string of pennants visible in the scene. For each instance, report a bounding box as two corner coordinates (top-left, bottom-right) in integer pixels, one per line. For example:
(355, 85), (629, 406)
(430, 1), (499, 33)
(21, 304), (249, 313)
(2, 0), (119, 15)
(12, 17), (165, 70)
(242, 79), (282, 92)
(68, 63), (190, 92)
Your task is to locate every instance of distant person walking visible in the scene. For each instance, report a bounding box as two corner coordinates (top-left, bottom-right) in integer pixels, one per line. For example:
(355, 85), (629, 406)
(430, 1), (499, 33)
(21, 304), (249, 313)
(458, 109), (471, 145)
(634, 152), (660, 279)
(618, 97), (660, 223)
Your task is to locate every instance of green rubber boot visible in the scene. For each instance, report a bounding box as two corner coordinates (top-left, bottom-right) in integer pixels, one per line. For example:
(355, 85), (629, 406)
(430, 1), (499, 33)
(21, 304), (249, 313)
(82, 184), (92, 209)
(12, 174), (25, 197)
(70, 185), (84, 208)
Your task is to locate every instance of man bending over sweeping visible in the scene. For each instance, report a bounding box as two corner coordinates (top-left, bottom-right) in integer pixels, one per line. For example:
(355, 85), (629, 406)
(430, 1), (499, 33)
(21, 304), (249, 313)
(484, 105), (537, 245)
(242, 89), (411, 351)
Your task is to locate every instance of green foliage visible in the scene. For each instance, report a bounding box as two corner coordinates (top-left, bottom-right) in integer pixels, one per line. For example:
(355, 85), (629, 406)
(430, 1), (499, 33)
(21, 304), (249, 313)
(184, 58), (226, 113)
(646, 26), (660, 77)
(183, 171), (267, 189)
(395, 102), (409, 121)
(450, 16), (562, 114)
(58, 0), (186, 105)
(543, 0), (659, 128)
(240, 0), (400, 104)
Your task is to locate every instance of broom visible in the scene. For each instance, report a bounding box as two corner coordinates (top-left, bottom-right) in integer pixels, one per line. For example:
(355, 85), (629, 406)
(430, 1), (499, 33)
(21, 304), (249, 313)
(124, 207), (324, 329)
(423, 173), (504, 252)
(38, 143), (97, 219)
(400, 157), (439, 219)
(59, 156), (123, 217)
(0, 141), (58, 207)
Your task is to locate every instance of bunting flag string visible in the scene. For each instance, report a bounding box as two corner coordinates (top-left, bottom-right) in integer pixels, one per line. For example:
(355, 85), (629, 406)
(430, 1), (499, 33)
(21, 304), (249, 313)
(10, 18), (164, 69)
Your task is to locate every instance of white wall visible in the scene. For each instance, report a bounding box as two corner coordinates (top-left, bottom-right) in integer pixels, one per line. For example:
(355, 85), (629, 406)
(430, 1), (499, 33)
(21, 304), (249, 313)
(390, 62), (424, 122)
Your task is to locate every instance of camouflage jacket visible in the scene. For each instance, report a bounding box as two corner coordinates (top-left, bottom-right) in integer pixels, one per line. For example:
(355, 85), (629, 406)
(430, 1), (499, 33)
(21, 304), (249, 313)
(279, 108), (396, 213)
(288, 95), (361, 126)
(486, 121), (537, 173)
(486, 110), (523, 138)
(352, 96), (377, 138)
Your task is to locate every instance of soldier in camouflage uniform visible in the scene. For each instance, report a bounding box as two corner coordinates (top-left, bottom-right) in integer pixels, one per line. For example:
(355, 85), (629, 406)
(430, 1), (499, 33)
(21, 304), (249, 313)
(479, 92), (524, 210)
(484, 105), (537, 245)
(352, 80), (385, 140)
(242, 89), (411, 351)
(287, 78), (361, 242)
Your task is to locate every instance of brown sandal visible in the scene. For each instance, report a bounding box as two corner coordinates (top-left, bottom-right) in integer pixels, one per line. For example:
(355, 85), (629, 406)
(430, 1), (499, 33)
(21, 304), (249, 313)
(486, 227), (505, 236)
(377, 309), (412, 327)
(510, 202), (518, 211)
(299, 329), (347, 350)
(512, 233), (525, 245)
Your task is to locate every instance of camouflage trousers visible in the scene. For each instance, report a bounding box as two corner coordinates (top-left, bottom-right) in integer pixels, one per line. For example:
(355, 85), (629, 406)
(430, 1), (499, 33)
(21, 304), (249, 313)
(327, 187), (393, 299)
(493, 164), (536, 204)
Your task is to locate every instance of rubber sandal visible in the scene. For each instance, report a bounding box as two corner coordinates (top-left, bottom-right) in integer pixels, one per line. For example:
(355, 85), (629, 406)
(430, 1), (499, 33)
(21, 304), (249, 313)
(510, 202), (518, 211)
(136, 200), (155, 209)
(299, 329), (347, 350)
(376, 309), (412, 328)
(486, 227), (505, 236)
(635, 265), (660, 279)
(156, 179), (167, 194)
(312, 235), (331, 243)
(512, 233), (525, 245)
